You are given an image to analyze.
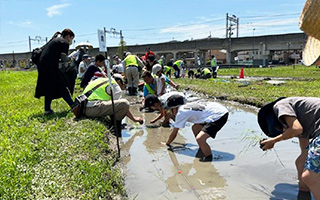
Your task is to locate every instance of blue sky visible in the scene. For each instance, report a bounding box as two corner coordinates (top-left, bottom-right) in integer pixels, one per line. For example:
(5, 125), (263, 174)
(0, 0), (304, 54)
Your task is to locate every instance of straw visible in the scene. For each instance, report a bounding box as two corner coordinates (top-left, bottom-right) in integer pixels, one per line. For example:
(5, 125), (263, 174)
(303, 36), (320, 66)
(299, 0), (320, 66)
(299, 0), (320, 40)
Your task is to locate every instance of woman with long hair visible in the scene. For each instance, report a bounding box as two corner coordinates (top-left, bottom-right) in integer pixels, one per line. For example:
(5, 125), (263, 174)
(35, 28), (75, 114)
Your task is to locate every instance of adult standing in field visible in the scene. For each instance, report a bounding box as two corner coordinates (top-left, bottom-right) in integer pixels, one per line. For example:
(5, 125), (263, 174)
(258, 97), (320, 200)
(123, 52), (145, 95)
(210, 55), (218, 78)
(35, 28), (75, 115)
(172, 59), (185, 78)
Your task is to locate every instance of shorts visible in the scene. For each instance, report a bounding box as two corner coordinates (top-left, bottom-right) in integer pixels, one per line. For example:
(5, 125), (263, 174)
(200, 113), (228, 138)
(305, 134), (320, 173)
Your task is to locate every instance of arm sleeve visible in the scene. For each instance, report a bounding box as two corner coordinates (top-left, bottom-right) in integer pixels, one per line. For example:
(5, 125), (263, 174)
(136, 56), (145, 67)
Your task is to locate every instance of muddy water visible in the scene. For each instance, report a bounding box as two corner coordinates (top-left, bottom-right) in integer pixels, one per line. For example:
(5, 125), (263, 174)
(119, 95), (301, 200)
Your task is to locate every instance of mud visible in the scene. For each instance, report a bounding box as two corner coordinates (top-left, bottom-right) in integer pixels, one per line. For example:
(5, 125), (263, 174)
(118, 94), (302, 200)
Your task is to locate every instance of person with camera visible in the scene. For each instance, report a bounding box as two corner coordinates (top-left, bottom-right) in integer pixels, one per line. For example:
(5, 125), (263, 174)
(34, 28), (75, 115)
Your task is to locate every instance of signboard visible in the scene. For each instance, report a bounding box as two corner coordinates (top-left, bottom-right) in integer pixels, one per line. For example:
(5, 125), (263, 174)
(97, 29), (106, 52)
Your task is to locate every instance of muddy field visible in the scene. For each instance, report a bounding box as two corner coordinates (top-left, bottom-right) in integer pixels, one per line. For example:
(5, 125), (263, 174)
(118, 94), (302, 200)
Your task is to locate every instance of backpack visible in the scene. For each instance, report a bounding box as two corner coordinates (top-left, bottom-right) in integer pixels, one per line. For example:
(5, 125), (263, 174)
(30, 38), (53, 65)
(31, 47), (43, 65)
(72, 80), (109, 118)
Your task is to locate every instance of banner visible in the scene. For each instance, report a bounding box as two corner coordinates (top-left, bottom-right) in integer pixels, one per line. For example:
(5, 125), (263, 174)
(97, 29), (106, 52)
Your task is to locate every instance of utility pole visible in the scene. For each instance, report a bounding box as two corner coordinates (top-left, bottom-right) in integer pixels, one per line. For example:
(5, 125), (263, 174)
(226, 13), (239, 38)
(28, 36), (47, 52)
(225, 13), (239, 64)
(104, 27), (124, 57)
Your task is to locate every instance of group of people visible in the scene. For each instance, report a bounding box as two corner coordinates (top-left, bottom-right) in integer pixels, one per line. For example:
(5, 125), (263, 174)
(35, 6), (320, 197)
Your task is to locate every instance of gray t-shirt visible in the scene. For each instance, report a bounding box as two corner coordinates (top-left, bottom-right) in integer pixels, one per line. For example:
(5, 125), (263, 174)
(274, 97), (320, 139)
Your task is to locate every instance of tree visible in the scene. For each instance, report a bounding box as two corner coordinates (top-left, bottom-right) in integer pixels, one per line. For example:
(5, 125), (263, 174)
(117, 40), (128, 60)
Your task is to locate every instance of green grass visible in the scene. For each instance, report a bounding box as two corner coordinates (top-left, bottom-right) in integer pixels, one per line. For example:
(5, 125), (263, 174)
(175, 65), (320, 107)
(0, 70), (124, 199)
(1, 65), (320, 198)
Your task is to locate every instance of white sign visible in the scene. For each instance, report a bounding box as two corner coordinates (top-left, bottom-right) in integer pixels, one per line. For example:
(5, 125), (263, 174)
(97, 29), (106, 52)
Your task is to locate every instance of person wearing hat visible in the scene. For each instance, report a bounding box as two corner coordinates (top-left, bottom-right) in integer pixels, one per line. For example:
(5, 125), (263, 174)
(164, 100), (229, 162)
(258, 97), (320, 200)
(143, 92), (186, 127)
(77, 54), (91, 80)
(122, 52), (145, 95)
(152, 64), (166, 96)
(81, 75), (143, 137)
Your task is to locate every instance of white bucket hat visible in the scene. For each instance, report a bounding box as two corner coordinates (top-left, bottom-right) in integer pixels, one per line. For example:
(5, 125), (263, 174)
(299, 0), (320, 66)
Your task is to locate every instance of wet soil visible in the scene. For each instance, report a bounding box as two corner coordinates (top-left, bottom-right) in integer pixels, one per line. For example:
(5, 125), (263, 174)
(118, 94), (301, 200)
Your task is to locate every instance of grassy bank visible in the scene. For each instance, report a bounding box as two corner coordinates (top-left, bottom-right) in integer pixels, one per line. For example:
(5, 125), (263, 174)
(0, 70), (124, 199)
(174, 65), (320, 107)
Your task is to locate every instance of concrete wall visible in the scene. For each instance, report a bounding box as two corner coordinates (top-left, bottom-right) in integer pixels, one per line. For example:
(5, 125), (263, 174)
(0, 33), (306, 68)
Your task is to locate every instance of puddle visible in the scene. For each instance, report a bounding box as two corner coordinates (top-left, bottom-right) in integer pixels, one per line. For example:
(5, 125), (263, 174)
(118, 94), (301, 200)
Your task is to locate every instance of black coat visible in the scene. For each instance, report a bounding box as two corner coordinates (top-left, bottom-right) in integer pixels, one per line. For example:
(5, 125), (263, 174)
(35, 37), (70, 99)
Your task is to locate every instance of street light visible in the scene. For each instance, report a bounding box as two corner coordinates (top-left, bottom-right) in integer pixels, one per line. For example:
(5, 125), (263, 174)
(286, 42), (291, 65)
(252, 28), (256, 59)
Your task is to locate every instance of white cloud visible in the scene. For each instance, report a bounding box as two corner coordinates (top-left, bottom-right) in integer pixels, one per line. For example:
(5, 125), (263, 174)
(46, 4), (70, 18)
(7, 20), (35, 28)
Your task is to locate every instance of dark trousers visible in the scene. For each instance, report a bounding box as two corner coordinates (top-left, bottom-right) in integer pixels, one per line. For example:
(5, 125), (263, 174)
(44, 88), (74, 111)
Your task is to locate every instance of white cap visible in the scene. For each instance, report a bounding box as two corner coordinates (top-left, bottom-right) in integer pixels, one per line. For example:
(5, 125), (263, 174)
(152, 64), (162, 74)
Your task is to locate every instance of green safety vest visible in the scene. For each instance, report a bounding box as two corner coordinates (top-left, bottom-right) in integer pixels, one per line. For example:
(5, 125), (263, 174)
(164, 66), (170, 73)
(174, 60), (182, 66)
(124, 55), (138, 67)
(211, 58), (216, 67)
(83, 78), (117, 101)
(203, 68), (211, 75)
(145, 83), (155, 94)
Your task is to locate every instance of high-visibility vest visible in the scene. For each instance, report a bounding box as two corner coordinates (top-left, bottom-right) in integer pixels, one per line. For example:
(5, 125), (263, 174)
(145, 83), (155, 94)
(124, 55), (138, 67)
(174, 60), (182, 67)
(202, 68), (211, 75)
(83, 78), (117, 101)
(211, 58), (216, 67)
(164, 66), (171, 73)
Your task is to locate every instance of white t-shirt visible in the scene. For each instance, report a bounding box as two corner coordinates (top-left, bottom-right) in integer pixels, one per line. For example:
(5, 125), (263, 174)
(156, 74), (166, 96)
(112, 63), (124, 73)
(173, 101), (228, 129)
(78, 61), (88, 78)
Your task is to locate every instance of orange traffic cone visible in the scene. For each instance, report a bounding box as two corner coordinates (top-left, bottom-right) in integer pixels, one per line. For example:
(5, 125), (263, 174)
(239, 67), (244, 79)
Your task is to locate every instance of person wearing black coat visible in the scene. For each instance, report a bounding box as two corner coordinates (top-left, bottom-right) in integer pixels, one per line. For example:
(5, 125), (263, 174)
(35, 28), (75, 114)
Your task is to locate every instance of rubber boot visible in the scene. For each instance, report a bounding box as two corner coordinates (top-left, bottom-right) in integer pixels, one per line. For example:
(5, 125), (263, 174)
(297, 190), (311, 200)
(132, 87), (137, 95)
(128, 87), (133, 95)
